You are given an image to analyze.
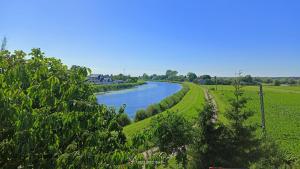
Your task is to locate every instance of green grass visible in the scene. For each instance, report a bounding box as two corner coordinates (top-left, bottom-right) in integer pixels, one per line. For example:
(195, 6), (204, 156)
(204, 85), (300, 159)
(124, 82), (205, 138)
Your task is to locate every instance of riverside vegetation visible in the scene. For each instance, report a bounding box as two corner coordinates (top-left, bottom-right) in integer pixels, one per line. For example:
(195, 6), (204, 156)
(93, 81), (146, 93)
(134, 84), (190, 122)
(1, 48), (299, 168)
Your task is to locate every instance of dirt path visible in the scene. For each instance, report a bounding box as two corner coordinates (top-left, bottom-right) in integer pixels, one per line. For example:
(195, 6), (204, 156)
(204, 88), (218, 123)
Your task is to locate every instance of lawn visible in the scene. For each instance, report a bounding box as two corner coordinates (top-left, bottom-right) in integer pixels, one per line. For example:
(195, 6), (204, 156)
(205, 85), (300, 159)
(123, 82), (205, 138)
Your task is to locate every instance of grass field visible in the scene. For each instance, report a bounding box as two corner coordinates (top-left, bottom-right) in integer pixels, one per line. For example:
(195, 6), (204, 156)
(123, 82), (205, 138)
(205, 85), (300, 159)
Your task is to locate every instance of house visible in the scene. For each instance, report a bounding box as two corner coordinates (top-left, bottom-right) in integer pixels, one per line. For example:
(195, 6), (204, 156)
(88, 74), (113, 84)
(88, 74), (124, 84)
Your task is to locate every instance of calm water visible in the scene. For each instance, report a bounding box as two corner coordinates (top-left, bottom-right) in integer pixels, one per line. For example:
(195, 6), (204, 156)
(96, 81), (182, 118)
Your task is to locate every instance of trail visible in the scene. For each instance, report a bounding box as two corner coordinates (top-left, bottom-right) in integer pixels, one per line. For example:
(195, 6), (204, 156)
(204, 88), (218, 123)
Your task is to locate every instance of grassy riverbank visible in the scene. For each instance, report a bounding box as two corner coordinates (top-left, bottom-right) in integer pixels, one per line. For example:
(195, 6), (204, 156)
(93, 81), (146, 93)
(124, 82), (205, 138)
(205, 85), (300, 160)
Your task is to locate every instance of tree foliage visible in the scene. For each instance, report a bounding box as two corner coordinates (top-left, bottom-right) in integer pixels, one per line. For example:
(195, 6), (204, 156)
(190, 102), (227, 169)
(0, 49), (137, 168)
(150, 112), (192, 168)
(187, 72), (197, 82)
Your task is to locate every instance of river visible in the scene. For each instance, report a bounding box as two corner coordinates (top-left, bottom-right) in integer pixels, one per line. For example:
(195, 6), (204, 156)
(96, 81), (182, 118)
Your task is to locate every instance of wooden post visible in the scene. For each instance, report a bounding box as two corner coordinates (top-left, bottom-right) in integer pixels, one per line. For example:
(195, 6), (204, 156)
(259, 84), (266, 133)
(215, 76), (217, 91)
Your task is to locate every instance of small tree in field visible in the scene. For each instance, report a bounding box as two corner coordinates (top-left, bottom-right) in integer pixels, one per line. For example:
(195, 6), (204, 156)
(151, 112), (192, 168)
(220, 74), (261, 167)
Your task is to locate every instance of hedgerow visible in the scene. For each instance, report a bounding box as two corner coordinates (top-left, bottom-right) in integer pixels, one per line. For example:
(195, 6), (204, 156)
(134, 84), (190, 121)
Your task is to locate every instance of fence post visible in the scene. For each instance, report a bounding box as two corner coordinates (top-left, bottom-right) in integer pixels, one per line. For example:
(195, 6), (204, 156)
(259, 84), (266, 134)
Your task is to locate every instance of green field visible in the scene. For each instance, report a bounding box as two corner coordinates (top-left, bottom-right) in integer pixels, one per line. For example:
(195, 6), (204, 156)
(124, 82), (205, 138)
(205, 85), (300, 159)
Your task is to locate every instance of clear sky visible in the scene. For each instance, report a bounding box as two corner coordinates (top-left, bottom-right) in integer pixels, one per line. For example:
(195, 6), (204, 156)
(2, 0), (300, 76)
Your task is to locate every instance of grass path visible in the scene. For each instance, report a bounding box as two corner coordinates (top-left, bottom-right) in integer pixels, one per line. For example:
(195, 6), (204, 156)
(123, 82), (205, 138)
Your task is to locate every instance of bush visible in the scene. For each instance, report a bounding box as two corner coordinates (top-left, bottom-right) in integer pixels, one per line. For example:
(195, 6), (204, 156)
(134, 109), (150, 122)
(159, 101), (169, 111)
(165, 97), (175, 107)
(146, 104), (161, 116)
(150, 112), (192, 168)
(117, 113), (131, 127)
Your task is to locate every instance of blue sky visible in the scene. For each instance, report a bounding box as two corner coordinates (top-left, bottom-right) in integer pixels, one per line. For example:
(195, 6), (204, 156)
(2, 0), (300, 76)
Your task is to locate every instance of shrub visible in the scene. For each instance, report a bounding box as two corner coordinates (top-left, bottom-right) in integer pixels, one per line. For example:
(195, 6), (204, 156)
(165, 98), (175, 107)
(146, 104), (161, 116)
(150, 112), (192, 168)
(134, 109), (149, 122)
(117, 113), (131, 127)
(159, 101), (169, 111)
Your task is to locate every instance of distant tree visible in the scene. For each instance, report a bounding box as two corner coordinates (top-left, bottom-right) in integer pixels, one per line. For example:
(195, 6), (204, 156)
(1, 37), (7, 50)
(166, 70), (178, 77)
(274, 80), (281, 86)
(287, 79), (297, 85)
(264, 78), (273, 84)
(187, 72), (197, 82)
(166, 70), (178, 80)
(242, 75), (254, 84)
(142, 73), (149, 80)
(151, 112), (192, 168)
(200, 75), (211, 80)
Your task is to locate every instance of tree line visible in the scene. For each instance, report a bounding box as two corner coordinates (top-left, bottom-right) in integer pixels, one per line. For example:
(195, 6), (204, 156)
(140, 71), (300, 86)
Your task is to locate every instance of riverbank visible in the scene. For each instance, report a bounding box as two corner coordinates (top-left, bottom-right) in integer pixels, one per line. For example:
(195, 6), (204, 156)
(93, 81), (146, 93)
(123, 82), (205, 138)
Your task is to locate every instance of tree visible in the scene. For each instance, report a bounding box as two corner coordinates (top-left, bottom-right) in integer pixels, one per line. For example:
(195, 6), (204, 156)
(150, 112), (192, 168)
(187, 72), (197, 82)
(166, 70), (178, 80)
(220, 74), (261, 167)
(200, 75), (211, 80)
(242, 75), (254, 84)
(190, 102), (223, 168)
(287, 79), (297, 85)
(0, 49), (136, 168)
(142, 73), (149, 80)
(274, 80), (281, 86)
